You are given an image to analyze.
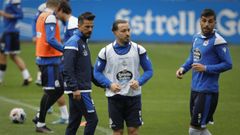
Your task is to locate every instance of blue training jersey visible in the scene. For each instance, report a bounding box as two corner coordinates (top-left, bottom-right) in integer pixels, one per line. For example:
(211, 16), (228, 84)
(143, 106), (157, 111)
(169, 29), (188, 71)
(182, 31), (232, 93)
(2, 2), (23, 33)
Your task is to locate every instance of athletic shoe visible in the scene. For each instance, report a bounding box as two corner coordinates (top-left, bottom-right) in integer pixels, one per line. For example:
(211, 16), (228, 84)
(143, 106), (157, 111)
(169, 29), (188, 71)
(36, 125), (54, 133)
(32, 115), (39, 125)
(35, 79), (42, 86)
(22, 77), (32, 86)
(52, 118), (68, 124)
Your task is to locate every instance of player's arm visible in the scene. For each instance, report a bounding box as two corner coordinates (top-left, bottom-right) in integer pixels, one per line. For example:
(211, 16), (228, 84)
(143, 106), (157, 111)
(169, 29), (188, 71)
(94, 58), (121, 92)
(64, 28), (77, 43)
(12, 4), (23, 19)
(182, 47), (194, 72)
(0, 10), (14, 18)
(0, 4), (23, 19)
(63, 40), (79, 91)
(176, 46), (193, 79)
(45, 15), (63, 52)
(205, 44), (232, 74)
(32, 12), (41, 41)
(138, 47), (153, 86)
(93, 48), (112, 88)
(94, 58), (112, 88)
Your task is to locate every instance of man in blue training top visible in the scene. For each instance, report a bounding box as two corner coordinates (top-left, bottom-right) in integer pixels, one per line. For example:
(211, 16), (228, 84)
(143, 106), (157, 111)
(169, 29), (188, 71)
(176, 8), (232, 135)
(94, 19), (153, 135)
(56, 0), (89, 126)
(63, 12), (98, 135)
(0, 0), (32, 85)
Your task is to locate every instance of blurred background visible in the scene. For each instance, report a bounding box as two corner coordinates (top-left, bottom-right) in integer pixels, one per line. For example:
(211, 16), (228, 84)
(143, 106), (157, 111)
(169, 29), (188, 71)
(0, 0), (240, 44)
(0, 0), (239, 135)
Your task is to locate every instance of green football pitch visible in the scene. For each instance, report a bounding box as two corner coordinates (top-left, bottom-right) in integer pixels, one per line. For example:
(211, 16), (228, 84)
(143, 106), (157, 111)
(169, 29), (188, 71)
(0, 42), (239, 135)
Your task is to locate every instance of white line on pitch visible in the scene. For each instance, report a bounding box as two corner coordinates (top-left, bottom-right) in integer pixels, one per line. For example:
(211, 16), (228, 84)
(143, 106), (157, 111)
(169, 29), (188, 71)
(0, 96), (112, 135)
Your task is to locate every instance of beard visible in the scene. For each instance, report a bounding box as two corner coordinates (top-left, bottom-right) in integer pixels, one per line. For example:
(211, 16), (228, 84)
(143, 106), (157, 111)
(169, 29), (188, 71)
(124, 36), (130, 42)
(202, 27), (213, 36)
(84, 32), (92, 39)
(122, 38), (130, 45)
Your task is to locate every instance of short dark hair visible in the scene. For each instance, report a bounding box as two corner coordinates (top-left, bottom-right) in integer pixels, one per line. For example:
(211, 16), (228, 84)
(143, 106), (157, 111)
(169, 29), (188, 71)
(201, 8), (216, 20)
(78, 12), (95, 24)
(57, 1), (72, 14)
(112, 19), (128, 32)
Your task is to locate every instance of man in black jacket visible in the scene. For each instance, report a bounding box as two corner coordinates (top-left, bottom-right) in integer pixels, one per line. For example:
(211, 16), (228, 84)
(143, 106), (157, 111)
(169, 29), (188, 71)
(63, 12), (98, 135)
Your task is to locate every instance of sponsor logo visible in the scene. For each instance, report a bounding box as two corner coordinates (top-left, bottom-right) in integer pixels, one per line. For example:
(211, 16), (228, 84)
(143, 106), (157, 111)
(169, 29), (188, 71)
(193, 48), (201, 62)
(116, 9), (240, 37)
(116, 69), (133, 83)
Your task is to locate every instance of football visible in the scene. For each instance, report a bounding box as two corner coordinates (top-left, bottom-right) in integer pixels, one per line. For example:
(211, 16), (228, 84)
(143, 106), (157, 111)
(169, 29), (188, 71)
(9, 108), (26, 124)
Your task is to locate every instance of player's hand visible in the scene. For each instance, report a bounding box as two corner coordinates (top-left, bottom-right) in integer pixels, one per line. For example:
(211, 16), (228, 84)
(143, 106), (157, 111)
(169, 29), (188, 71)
(192, 63), (206, 72)
(73, 90), (81, 100)
(130, 80), (139, 90)
(0, 43), (3, 53)
(110, 83), (121, 93)
(176, 67), (184, 79)
(32, 37), (36, 43)
(0, 10), (3, 16)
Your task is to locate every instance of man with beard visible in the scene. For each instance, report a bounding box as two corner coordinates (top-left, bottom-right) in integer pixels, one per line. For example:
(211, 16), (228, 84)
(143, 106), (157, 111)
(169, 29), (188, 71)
(63, 12), (98, 135)
(94, 19), (153, 135)
(176, 9), (232, 135)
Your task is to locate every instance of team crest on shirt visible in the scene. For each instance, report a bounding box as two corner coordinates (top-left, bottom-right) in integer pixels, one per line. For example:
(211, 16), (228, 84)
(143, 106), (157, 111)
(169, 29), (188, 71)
(203, 39), (209, 46)
(50, 26), (54, 31)
(222, 47), (227, 53)
(193, 48), (201, 62)
(82, 44), (88, 56)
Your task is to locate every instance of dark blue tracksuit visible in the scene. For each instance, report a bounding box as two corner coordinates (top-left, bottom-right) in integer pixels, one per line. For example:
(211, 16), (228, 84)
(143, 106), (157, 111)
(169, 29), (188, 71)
(63, 30), (98, 135)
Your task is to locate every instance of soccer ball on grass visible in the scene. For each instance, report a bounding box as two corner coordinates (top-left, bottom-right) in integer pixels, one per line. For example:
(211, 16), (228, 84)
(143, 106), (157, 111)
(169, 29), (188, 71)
(9, 108), (26, 124)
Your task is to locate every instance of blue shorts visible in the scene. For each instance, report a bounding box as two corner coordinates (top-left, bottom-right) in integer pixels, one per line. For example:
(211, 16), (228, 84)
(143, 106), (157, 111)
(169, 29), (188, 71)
(0, 32), (20, 54)
(190, 91), (218, 128)
(39, 64), (64, 90)
(69, 93), (96, 114)
(108, 95), (143, 130)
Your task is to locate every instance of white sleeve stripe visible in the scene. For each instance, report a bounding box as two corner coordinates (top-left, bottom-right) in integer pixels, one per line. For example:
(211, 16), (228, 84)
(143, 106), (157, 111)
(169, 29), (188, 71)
(43, 87), (55, 90)
(138, 45), (146, 54)
(45, 15), (57, 24)
(64, 46), (78, 51)
(214, 32), (227, 45)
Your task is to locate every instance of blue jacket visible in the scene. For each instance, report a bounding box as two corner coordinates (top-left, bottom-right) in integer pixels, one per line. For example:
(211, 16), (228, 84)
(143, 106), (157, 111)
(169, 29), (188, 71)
(182, 31), (232, 93)
(63, 30), (92, 92)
